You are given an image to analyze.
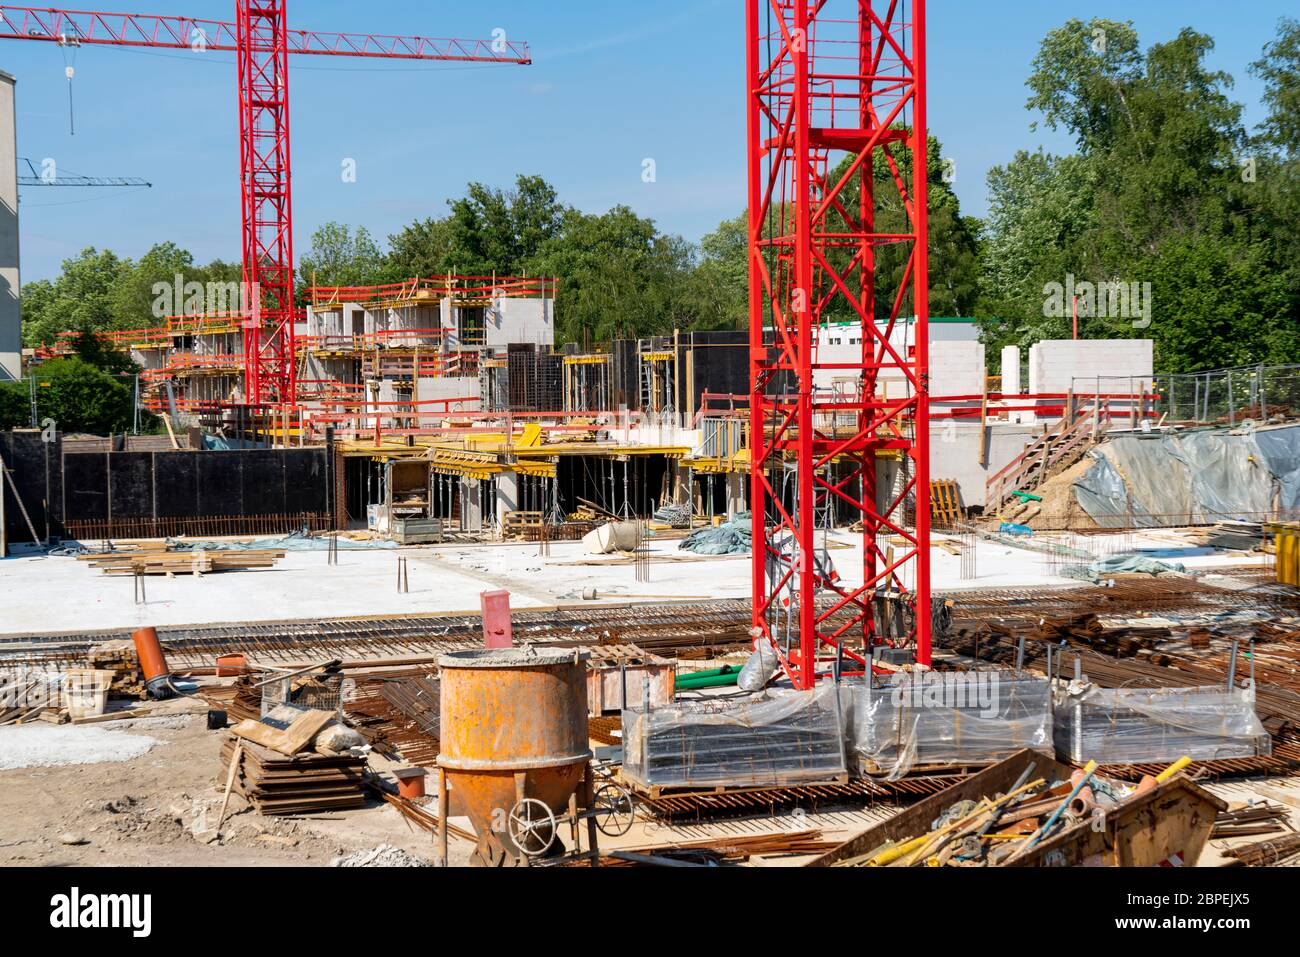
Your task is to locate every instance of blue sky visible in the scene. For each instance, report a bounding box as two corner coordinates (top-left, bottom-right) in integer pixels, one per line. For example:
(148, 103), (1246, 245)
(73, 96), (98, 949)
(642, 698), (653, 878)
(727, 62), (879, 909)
(3, 0), (1294, 281)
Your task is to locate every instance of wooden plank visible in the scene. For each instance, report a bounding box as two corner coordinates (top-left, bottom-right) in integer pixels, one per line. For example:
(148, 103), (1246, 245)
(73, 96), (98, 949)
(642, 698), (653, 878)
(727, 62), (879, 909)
(230, 709), (336, 756)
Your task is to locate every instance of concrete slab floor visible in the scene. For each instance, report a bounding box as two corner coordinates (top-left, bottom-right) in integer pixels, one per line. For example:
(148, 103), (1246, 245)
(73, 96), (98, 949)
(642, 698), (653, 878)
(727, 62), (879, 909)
(0, 528), (1270, 637)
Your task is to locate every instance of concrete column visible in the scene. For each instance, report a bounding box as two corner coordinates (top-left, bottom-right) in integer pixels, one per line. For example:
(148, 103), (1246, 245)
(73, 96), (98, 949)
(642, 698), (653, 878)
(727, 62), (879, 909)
(667, 459), (685, 504)
(1001, 345), (1021, 396)
(726, 471), (747, 518)
(0, 72), (20, 382)
(459, 476), (483, 533)
(495, 471), (519, 532)
(876, 457), (901, 517)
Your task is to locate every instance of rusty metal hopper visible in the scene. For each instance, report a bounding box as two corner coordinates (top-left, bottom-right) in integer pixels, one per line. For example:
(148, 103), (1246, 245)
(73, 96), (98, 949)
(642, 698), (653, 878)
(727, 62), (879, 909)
(437, 647), (591, 865)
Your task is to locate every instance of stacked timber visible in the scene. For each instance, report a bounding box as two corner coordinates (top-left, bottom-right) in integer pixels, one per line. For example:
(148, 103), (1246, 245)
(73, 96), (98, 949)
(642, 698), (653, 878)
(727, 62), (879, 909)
(219, 737), (367, 816)
(79, 547), (285, 576)
(86, 639), (146, 699)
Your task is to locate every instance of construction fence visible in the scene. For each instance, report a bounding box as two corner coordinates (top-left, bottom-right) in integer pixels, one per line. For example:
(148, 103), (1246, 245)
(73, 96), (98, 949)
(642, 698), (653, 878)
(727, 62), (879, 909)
(1076, 364), (1300, 428)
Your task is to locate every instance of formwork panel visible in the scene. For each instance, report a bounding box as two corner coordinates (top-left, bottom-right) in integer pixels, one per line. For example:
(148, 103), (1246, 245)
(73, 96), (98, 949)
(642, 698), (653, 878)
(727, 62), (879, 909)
(241, 450), (286, 516)
(153, 452), (200, 518)
(196, 452), (243, 516)
(284, 450), (328, 515)
(62, 453), (108, 523)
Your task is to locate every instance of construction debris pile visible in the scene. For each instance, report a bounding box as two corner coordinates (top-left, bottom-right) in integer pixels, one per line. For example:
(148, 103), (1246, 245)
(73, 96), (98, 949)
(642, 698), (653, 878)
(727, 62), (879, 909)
(824, 753), (1223, 868)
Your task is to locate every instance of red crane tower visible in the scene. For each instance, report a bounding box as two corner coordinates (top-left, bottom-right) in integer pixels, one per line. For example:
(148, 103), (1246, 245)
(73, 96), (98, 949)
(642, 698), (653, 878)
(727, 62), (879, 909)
(0, 3), (531, 407)
(746, 0), (931, 689)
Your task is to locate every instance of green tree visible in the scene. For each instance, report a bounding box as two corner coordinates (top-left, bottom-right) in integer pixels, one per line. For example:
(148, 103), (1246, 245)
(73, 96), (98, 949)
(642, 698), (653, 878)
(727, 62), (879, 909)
(1251, 18), (1300, 284)
(815, 133), (983, 323)
(979, 17), (1298, 373)
(685, 213), (748, 331)
(1140, 238), (1296, 372)
(0, 379), (27, 430)
(29, 358), (139, 435)
(20, 247), (131, 347)
(298, 223), (389, 292)
(386, 217), (453, 278)
(109, 241), (194, 329)
(1252, 18), (1300, 156)
(442, 174), (566, 276)
(977, 150), (1098, 349)
(526, 205), (695, 345)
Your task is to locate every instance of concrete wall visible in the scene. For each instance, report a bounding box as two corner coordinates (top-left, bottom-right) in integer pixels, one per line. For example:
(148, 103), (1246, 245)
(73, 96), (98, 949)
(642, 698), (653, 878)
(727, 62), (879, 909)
(812, 327), (987, 400)
(866, 421), (1045, 512)
(930, 340), (986, 397)
(1028, 339), (1153, 397)
(931, 421), (1043, 508)
(416, 376), (481, 426)
(1001, 346), (1021, 395)
(305, 304), (364, 339)
(487, 297), (554, 349)
(0, 73), (20, 382)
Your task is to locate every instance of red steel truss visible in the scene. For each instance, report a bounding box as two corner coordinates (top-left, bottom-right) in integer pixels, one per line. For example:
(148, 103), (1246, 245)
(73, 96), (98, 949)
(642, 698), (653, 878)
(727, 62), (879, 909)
(237, 1), (293, 406)
(0, 6), (531, 61)
(746, 0), (931, 689)
(0, 3), (531, 407)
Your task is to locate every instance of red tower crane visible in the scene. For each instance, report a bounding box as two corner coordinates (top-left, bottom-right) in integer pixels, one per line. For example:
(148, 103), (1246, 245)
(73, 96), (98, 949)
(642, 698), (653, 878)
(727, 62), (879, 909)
(746, 0), (931, 689)
(0, 3), (531, 407)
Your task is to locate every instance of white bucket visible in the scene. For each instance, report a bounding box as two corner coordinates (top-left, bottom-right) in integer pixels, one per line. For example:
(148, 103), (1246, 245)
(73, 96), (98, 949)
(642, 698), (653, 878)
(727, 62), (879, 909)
(63, 669), (114, 720)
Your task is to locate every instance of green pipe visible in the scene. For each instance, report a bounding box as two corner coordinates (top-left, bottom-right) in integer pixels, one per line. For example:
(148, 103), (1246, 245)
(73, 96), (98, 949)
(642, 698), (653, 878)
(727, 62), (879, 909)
(676, 668), (741, 690)
(677, 666), (739, 681)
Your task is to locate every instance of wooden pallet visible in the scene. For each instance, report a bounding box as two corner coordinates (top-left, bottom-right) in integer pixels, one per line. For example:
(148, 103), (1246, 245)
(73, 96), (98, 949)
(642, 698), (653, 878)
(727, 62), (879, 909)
(930, 479), (965, 529)
(502, 510), (544, 538)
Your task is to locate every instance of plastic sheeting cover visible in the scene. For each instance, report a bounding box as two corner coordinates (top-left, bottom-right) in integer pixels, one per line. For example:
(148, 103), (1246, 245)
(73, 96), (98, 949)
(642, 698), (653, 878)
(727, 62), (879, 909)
(169, 531), (397, 552)
(1053, 684), (1271, 765)
(678, 519), (752, 555)
(851, 675), (1053, 781)
(1060, 554), (1188, 583)
(620, 683), (846, 789)
(1073, 424), (1300, 528)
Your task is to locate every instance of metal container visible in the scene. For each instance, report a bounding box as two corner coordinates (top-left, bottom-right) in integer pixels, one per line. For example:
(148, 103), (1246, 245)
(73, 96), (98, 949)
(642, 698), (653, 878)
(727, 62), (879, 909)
(437, 647), (591, 864)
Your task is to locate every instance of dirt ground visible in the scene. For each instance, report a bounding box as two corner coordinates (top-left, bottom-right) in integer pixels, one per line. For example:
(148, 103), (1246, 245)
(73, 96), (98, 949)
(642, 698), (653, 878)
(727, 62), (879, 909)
(0, 714), (475, 867)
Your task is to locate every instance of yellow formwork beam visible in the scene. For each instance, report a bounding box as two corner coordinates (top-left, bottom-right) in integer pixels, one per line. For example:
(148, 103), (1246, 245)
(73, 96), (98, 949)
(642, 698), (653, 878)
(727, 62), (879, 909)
(1272, 523), (1300, 587)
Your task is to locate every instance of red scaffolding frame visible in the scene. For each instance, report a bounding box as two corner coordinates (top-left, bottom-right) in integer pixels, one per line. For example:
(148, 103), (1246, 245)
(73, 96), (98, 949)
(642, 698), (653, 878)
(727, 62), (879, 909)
(746, 0), (931, 690)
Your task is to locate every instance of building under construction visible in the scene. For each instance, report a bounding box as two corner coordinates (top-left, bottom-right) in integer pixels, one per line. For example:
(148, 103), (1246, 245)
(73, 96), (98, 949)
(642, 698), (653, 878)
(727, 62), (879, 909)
(2, 0), (1300, 894)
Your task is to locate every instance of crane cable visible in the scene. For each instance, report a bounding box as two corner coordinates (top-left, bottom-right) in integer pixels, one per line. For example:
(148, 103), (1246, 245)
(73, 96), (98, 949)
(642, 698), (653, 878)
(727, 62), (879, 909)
(58, 31), (81, 136)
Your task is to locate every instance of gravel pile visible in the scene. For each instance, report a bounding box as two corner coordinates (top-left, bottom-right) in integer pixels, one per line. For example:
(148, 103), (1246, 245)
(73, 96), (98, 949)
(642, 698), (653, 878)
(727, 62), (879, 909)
(0, 725), (159, 770)
(330, 843), (429, 867)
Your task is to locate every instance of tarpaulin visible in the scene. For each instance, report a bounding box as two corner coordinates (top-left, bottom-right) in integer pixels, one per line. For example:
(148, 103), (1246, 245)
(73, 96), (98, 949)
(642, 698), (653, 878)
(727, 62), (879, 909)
(1073, 424), (1300, 527)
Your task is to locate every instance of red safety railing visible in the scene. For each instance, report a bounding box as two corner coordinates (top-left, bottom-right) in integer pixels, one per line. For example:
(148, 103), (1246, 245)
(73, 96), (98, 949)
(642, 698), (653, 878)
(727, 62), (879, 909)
(310, 274), (557, 308)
